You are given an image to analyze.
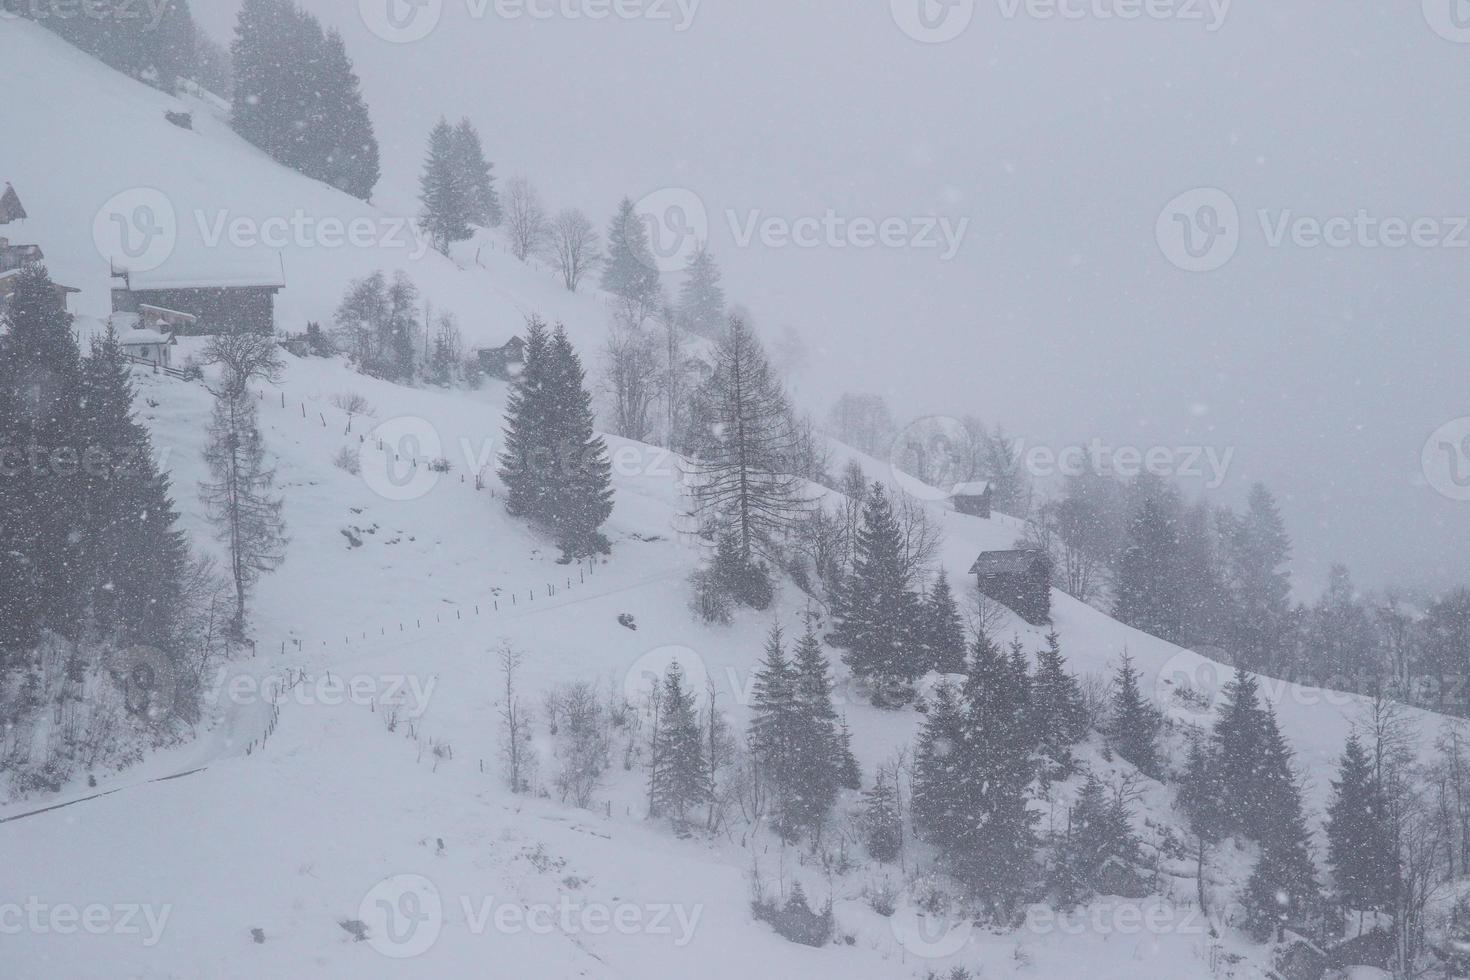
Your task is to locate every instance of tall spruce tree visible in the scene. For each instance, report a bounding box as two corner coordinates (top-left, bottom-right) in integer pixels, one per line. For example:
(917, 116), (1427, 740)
(957, 634), (1039, 907)
(1106, 653), (1162, 776)
(1242, 706), (1320, 939)
(831, 483), (921, 704)
(648, 662), (708, 822)
(418, 118), (473, 255)
(677, 244), (727, 338)
(788, 625), (856, 835)
(453, 118), (501, 227)
(79, 328), (190, 652)
(921, 569), (968, 675)
(1211, 666), (1273, 838)
(602, 197), (663, 315)
(543, 326), (614, 559)
(1325, 734), (1397, 918)
(0, 265), (85, 648)
(1113, 492), (1184, 643)
(1033, 631), (1087, 771)
(1220, 484), (1294, 674)
(861, 769), (903, 862)
(231, 0), (378, 200)
(498, 317), (553, 520)
(911, 679), (970, 849)
(749, 626), (804, 839)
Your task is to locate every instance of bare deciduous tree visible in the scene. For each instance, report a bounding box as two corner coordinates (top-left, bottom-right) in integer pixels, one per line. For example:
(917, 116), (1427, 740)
(504, 176), (547, 262)
(603, 316), (662, 443)
(548, 207), (600, 291)
(498, 642), (535, 793)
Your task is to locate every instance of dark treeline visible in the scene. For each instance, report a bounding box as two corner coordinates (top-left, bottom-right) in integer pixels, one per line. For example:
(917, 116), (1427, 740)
(1020, 470), (1470, 714)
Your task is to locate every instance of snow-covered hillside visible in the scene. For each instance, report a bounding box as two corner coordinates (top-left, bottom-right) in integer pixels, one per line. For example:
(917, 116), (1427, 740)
(0, 18), (1448, 980)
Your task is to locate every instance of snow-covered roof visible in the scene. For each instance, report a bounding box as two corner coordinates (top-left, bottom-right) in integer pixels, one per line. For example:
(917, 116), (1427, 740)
(118, 265), (285, 291)
(117, 328), (174, 346)
(138, 302), (198, 321)
(951, 480), (992, 497)
(969, 549), (1047, 576)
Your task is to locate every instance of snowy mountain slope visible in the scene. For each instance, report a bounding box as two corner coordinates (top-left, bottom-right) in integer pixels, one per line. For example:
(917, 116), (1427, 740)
(1, 20), (616, 356)
(1, 21), (1462, 980)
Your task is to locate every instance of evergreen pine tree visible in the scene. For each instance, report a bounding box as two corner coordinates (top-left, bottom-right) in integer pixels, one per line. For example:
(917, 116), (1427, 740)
(921, 569), (968, 675)
(677, 243), (727, 338)
(1324, 733), (1398, 917)
(1113, 492), (1184, 643)
(602, 197), (663, 315)
(957, 635), (1040, 908)
(1059, 776), (1142, 900)
(418, 118), (473, 254)
(543, 327), (614, 560)
(788, 625), (851, 835)
(1242, 706), (1319, 939)
(648, 662), (709, 822)
(861, 770), (903, 862)
(78, 328), (190, 652)
(911, 679), (970, 848)
(1106, 652), (1162, 776)
(831, 482), (920, 704)
(0, 265), (85, 646)
(749, 626), (804, 839)
(453, 118), (501, 227)
(498, 317), (554, 520)
(1033, 631), (1087, 771)
(1210, 666), (1272, 838)
(316, 29), (380, 200)
(1220, 484), (1294, 674)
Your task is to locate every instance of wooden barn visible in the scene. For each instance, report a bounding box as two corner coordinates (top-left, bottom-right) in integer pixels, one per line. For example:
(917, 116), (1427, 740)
(474, 335), (526, 380)
(970, 549), (1053, 626)
(110, 262), (284, 335)
(0, 182), (80, 314)
(951, 480), (993, 518)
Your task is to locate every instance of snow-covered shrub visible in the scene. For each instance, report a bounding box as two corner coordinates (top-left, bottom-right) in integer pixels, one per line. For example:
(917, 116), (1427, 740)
(689, 568), (732, 625)
(333, 446), (361, 475)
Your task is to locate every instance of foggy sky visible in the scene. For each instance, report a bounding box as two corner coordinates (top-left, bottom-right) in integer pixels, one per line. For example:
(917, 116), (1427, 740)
(195, 0), (1470, 595)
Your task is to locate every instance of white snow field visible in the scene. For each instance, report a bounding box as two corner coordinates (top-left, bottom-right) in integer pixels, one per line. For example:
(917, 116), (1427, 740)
(0, 18), (1456, 980)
